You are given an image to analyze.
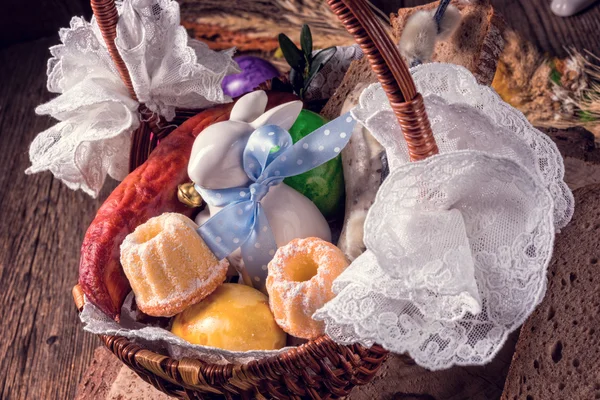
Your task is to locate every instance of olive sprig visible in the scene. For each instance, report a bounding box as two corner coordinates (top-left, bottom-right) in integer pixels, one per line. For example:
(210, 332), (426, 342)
(275, 24), (337, 99)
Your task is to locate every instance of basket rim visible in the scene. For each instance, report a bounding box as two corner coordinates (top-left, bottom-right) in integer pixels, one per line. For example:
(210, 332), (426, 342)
(73, 283), (386, 367)
(74, 282), (388, 397)
(76, 0), (434, 396)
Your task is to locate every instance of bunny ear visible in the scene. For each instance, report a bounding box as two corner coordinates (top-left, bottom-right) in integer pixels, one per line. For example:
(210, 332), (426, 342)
(230, 91), (268, 123)
(250, 100), (303, 131)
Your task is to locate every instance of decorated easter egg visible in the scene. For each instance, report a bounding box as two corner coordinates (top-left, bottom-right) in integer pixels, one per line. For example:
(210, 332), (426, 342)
(222, 56), (280, 98)
(170, 283), (286, 351)
(284, 110), (345, 219)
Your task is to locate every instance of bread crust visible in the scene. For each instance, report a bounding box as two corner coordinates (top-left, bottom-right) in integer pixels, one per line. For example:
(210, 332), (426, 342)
(501, 184), (600, 400)
(391, 0), (505, 86)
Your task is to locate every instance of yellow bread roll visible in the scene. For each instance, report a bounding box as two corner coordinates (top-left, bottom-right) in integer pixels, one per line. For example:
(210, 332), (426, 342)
(171, 283), (286, 351)
(120, 212), (228, 317)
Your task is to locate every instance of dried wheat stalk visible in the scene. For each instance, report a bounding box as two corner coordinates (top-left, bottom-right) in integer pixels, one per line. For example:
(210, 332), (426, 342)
(493, 30), (600, 139)
(180, 0), (358, 51)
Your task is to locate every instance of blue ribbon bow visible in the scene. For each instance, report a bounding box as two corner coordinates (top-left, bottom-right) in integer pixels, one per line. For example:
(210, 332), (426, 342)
(195, 112), (357, 290)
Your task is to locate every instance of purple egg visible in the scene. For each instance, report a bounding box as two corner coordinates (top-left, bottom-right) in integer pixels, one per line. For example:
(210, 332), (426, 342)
(222, 56), (280, 98)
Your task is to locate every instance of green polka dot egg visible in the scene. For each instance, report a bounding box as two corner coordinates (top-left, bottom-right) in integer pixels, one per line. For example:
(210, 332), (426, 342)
(284, 109), (345, 219)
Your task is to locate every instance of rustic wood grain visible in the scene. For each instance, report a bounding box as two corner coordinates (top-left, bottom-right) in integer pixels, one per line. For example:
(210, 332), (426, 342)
(350, 333), (518, 400)
(0, 38), (117, 400)
(75, 347), (172, 400)
(74, 347), (123, 400)
(0, 0), (92, 47)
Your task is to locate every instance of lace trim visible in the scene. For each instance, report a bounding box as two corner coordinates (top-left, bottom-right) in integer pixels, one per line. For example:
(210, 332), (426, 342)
(352, 63), (573, 230)
(315, 151), (555, 370)
(27, 0), (238, 197)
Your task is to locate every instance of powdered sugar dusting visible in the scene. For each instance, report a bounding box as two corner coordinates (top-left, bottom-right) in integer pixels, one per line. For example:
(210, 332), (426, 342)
(120, 213), (229, 316)
(266, 237), (349, 339)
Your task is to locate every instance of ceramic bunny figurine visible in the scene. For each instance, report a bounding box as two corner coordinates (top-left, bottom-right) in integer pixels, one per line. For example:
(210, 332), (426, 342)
(188, 90), (332, 286)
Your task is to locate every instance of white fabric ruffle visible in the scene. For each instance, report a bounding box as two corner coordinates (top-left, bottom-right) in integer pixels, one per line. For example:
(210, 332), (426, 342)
(314, 63), (571, 370)
(315, 151), (555, 370)
(27, 0), (239, 197)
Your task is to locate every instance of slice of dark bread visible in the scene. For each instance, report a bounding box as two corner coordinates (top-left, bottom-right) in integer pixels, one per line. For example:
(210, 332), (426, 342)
(391, 0), (505, 85)
(322, 1), (505, 120)
(321, 57), (376, 121)
(501, 184), (600, 400)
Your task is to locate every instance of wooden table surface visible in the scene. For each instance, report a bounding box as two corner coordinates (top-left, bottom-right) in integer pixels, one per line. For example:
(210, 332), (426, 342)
(0, 1), (599, 399)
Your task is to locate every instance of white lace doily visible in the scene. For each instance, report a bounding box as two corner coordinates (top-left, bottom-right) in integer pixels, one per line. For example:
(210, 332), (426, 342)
(27, 0), (238, 197)
(352, 63), (574, 230)
(80, 293), (294, 364)
(116, 0), (239, 121)
(314, 151), (555, 370)
(315, 63), (571, 370)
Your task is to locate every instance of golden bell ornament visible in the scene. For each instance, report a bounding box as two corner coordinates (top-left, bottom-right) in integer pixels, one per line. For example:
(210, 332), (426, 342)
(177, 182), (203, 208)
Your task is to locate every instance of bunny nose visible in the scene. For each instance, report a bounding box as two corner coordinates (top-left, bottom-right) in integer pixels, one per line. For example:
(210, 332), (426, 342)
(250, 182), (270, 203)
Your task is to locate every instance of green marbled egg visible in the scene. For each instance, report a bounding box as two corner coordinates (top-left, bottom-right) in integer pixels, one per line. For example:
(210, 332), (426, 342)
(284, 109), (345, 219)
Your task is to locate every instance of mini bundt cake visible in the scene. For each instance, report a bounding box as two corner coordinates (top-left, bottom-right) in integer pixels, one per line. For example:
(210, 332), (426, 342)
(266, 237), (349, 339)
(120, 212), (228, 317)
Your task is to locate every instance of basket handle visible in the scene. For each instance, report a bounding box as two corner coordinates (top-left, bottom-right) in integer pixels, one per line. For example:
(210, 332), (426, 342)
(91, 0), (138, 102)
(328, 0), (438, 161)
(91, 0), (165, 170)
(91, 0), (439, 164)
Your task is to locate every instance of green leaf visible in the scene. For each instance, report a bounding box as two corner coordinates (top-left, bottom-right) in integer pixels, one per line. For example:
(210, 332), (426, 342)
(550, 69), (562, 85)
(301, 24), (313, 61)
(304, 47), (337, 89)
(278, 33), (305, 72)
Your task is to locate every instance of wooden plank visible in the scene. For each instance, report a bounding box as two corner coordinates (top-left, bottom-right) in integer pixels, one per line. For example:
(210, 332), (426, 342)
(350, 332), (518, 400)
(0, 0), (92, 47)
(0, 38), (116, 400)
(74, 347), (123, 400)
(75, 347), (172, 400)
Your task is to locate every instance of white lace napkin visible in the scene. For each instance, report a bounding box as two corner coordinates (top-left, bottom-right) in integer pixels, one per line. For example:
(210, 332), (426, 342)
(27, 0), (239, 197)
(367, 206), (481, 322)
(80, 293), (294, 364)
(315, 151), (555, 370)
(352, 64), (574, 230)
(315, 63), (571, 370)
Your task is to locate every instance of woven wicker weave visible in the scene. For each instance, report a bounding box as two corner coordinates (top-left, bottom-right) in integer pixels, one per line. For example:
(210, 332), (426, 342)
(73, 0), (439, 398)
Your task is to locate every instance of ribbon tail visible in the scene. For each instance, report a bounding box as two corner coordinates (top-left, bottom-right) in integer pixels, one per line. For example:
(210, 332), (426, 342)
(197, 200), (254, 260)
(240, 203), (278, 291)
(261, 112), (357, 180)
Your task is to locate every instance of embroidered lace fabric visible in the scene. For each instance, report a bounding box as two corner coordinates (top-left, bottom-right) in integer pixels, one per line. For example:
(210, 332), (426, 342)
(116, 0), (239, 121)
(80, 293), (294, 364)
(27, 0), (238, 197)
(314, 63), (568, 370)
(352, 63), (574, 230)
(314, 152), (555, 370)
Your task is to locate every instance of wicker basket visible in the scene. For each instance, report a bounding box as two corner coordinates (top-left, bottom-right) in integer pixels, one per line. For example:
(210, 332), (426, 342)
(73, 0), (440, 398)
